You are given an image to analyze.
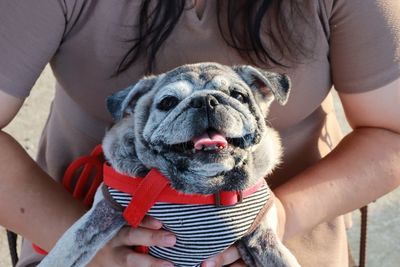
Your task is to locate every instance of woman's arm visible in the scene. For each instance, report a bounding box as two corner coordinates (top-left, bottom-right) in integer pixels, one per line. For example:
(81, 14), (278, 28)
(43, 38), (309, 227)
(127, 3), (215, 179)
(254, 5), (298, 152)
(0, 90), (87, 250)
(275, 77), (400, 240)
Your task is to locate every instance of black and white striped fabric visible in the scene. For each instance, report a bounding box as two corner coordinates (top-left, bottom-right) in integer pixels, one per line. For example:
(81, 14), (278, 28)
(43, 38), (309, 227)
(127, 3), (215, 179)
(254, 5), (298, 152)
(108, 184), (271, 267)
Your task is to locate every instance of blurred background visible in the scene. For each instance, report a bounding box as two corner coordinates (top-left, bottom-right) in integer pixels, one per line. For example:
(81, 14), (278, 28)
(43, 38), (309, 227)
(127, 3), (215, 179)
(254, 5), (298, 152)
(1, 66), (399, 266)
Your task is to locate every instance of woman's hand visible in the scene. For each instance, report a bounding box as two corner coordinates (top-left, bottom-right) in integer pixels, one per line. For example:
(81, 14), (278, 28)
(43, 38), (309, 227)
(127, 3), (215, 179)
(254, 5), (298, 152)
(88, 216), (176, 267)
(201, 195), (287, 267)
(201, 246), (244, 267)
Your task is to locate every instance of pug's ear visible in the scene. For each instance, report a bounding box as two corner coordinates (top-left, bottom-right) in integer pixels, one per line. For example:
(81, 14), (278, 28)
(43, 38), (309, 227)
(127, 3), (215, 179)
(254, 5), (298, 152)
(106, 76), (157, 121)
(233, 65), (291, 105)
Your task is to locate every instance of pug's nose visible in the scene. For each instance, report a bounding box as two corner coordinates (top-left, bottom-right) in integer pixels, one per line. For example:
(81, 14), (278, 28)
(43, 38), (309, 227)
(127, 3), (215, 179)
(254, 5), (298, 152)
(190, 95), (219, 109)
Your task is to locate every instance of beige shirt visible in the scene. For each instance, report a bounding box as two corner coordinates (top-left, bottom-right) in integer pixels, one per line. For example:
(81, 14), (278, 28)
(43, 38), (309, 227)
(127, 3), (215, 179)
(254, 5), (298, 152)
(1, 0), (400, 266)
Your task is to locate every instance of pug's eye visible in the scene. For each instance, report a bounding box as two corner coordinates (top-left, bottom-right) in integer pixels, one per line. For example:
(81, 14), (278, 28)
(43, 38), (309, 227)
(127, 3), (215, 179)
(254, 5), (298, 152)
(230, 91), (248, 103)
(157, 96), (179, 111)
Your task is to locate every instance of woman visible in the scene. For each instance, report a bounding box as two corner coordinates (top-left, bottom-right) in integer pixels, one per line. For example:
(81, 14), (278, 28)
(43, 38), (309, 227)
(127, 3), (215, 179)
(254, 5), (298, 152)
(0, 0), (399, 266)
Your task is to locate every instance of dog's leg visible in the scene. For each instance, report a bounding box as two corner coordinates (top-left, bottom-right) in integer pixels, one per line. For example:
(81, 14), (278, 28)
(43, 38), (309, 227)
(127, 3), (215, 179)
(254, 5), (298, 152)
(38, 187), (126, 267)
(237, 203), (301, 267)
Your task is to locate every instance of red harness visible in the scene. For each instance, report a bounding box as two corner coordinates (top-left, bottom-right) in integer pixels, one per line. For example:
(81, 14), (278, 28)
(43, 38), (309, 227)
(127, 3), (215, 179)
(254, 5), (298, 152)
(103, 163), (266, 227)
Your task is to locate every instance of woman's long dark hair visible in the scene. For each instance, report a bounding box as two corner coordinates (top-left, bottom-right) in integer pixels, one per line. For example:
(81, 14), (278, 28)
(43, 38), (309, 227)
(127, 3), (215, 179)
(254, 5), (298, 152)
(116, 0), (314, 74)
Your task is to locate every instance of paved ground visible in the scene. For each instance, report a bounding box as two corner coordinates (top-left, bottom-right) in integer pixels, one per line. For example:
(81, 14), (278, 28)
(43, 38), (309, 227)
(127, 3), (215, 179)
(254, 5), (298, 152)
(1, 67), (399, 266)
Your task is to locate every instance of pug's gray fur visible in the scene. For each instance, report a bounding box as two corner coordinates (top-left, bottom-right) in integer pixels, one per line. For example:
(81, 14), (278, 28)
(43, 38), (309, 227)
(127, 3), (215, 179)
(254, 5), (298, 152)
(38, 63), (300, 267)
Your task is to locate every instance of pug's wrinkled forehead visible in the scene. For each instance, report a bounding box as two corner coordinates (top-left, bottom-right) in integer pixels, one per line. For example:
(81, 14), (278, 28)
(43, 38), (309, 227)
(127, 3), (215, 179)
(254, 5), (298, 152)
(166, 63), (288, 97)
(154, 64), (246, 99)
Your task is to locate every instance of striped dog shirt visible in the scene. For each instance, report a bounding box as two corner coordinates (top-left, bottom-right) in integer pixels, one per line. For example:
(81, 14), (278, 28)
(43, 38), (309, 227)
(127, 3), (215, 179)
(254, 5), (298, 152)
(107, 183), (273, 267)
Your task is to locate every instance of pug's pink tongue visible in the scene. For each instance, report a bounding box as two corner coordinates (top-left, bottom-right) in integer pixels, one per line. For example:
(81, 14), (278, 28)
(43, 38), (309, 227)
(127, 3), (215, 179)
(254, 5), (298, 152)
(192, 131), (228, 150)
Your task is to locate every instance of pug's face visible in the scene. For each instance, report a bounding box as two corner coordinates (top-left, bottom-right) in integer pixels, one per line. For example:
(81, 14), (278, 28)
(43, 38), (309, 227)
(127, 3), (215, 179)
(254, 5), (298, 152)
(103, 63), (290, 194)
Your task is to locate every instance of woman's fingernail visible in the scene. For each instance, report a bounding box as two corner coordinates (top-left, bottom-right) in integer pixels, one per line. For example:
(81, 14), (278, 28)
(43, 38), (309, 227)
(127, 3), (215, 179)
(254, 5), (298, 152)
(163, 234), (176, 245)
(203, 260), (216, 267)
(149, 221), (162, 230)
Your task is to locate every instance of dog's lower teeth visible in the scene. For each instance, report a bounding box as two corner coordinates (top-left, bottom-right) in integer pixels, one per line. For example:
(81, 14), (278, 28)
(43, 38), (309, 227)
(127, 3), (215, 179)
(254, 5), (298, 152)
(203, 145), (218, 151)
(192, 144), (226, 152)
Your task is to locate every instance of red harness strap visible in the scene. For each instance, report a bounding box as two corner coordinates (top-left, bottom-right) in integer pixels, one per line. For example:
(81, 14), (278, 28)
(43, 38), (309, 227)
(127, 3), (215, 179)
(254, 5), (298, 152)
(103, 163), (266, 226)
(121, 169), (170, 227)
(63, 144), (104, 208)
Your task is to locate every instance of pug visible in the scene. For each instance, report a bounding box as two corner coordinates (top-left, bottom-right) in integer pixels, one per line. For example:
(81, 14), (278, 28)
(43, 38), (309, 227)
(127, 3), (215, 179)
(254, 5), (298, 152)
(38, 63), (300, 267)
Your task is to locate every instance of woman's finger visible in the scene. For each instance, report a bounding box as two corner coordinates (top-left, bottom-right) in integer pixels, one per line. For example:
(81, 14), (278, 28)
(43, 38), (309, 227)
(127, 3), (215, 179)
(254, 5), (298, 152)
(202, 246), (241, 267)
(140, 216), (163, 230)
(112, 226), (176, 247)
(114, 247), (174, 267)
(229, 259), (247, 267)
